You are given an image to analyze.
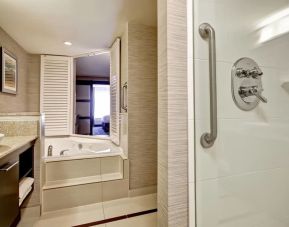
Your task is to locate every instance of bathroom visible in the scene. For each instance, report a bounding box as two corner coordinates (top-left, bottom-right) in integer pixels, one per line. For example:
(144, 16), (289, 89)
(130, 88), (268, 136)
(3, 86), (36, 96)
(1, 0), (289, 227)
(0, 0), (157, 226)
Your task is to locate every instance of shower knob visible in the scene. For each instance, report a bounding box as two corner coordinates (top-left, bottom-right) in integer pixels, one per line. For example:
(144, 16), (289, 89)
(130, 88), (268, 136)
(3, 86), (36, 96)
(232, 57), (267, 111)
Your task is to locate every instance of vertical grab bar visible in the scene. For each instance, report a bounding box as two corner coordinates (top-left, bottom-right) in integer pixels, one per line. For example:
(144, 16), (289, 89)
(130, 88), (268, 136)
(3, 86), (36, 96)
(199, 23), (217, 148)
(121, 82), (128, 112)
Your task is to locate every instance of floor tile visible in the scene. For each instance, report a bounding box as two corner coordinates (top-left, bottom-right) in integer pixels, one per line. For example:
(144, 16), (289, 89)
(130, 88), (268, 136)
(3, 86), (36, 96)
(106, 213), (157, 227)
(17, 217), (40, 227)
(103, 193), (157, 219)
(19, 194), (157, 227)
(33, 203), (104, 227)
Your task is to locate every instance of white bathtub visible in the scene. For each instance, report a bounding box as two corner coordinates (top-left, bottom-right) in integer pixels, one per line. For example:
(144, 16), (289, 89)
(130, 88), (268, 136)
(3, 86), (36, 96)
(44, 136), (123, 162)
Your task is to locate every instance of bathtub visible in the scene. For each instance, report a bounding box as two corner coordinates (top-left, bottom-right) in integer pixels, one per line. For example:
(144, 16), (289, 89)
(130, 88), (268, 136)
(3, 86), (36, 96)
(42, 136), (129, 212)
(44, 136), (124, 162)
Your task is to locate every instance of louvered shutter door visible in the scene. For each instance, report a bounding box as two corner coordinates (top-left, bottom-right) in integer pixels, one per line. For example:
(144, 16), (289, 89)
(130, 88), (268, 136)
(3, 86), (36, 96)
(110, 38), (121, 145)
(40, 55), (73, 136)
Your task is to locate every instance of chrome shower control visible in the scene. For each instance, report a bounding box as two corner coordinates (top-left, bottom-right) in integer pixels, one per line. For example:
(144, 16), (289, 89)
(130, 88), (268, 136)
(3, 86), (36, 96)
(253, 91), (267, 103)
(236, 67), (263, 78)
(239, 86), (267, 103)
(232, 57), (267, 111)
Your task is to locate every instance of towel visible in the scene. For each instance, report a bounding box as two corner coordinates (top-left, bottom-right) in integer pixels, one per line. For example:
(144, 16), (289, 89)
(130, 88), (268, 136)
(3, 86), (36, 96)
(19, 177), (34, 199)
(19, 186), (32, 206)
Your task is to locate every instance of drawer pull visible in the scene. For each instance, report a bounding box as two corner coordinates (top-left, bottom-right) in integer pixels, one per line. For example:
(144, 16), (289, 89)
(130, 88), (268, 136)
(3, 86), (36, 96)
(0, 162), (19, 172)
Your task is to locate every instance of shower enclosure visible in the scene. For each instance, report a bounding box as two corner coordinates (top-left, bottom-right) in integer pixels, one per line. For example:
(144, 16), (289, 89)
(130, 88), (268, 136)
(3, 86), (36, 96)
(191, 0), (289, 226)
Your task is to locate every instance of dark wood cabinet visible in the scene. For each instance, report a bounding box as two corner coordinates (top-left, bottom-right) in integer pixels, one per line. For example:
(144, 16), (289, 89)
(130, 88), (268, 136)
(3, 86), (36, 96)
(0, 160), (19, 227)
(0, 140), (35, 227)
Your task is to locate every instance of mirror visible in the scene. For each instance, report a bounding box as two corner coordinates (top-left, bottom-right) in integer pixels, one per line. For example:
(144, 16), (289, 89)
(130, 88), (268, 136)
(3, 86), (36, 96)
(74, 52), (111, 137)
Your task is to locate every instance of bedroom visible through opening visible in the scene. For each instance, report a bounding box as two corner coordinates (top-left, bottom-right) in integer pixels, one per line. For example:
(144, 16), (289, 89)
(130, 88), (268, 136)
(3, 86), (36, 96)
(74, 52), (111, 137)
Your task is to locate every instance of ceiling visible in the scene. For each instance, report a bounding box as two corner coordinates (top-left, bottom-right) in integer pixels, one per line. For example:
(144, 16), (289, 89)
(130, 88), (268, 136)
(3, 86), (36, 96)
(76, 53), (110, 77)
(0, 0), (157, 56)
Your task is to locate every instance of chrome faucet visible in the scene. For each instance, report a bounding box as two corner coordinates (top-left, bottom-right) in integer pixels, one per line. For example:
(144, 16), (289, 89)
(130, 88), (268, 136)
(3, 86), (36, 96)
(47, 145), (53, 156)
(239, 86), (268, 103)
(236, 67), (263, 79)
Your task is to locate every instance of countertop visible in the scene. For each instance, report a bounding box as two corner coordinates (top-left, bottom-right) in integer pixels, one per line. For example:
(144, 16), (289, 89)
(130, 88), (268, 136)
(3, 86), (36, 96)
(0, 136), (38, 159)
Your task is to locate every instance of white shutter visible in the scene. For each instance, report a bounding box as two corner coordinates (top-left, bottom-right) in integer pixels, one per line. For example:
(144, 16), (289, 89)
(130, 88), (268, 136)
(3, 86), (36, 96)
(110, 38), (121, 145)
(40, 55), (73, 136)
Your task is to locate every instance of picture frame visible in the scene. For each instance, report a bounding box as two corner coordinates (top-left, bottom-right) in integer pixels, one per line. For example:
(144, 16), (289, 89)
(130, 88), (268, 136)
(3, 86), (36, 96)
(0, 47), (17, 94)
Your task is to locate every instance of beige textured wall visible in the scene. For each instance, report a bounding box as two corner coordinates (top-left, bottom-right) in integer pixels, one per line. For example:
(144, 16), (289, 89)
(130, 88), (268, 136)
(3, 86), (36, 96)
(0, 27), (41, 208)
(121, 23), (158, 190)
(157, 0), (189, 226)
(27, 55), (40, 112)
(0, 27), (40, 112)
(0, 27), (29, 112)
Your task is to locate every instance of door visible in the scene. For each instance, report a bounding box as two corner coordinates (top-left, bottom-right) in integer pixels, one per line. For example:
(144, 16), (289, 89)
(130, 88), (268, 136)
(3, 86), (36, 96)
(0, 161), (19, 227)
(110, 38), (121, 145)
(194, 1), (289, 226)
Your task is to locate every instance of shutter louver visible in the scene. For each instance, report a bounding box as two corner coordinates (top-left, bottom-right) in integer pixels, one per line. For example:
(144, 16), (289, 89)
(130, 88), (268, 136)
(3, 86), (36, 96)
(41, 55), (72, 136)
(110, 38), (121, 145)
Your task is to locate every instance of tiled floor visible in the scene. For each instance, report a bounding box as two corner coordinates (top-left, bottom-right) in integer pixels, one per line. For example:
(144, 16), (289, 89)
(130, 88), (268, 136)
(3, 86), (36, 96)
(17, 194), (157, 227)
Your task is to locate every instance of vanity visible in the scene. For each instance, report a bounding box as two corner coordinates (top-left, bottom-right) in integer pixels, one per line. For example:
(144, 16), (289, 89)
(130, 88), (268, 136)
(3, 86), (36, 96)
(0, 136), (37, 227)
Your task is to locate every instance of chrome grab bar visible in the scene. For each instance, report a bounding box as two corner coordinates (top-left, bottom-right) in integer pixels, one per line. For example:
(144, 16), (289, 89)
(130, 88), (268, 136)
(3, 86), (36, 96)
(199, 23), (217, 148)
(121, 82), (128, 112)
(0, 161), (19, 172)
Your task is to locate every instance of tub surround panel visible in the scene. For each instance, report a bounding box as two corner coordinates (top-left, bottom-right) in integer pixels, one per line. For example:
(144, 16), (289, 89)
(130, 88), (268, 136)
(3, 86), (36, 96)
(101, 156), (123, 176)
(44, 155), (125, 184)
(43, 182), (103, 212)
(158, 0), (189, 226)
(42, 179), (129, 212)
(42, 139), (129, 213)
(102, 179), (129, 201)
(46, 158), (101, 182)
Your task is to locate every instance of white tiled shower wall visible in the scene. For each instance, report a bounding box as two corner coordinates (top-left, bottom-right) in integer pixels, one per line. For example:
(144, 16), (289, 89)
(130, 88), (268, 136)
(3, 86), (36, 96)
(190, 0), (289, 226)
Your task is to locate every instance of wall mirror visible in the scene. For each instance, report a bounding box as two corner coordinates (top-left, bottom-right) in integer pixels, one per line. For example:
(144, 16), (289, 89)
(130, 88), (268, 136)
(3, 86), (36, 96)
(73, 38), (120, 145)
(74, 52), (111, 137)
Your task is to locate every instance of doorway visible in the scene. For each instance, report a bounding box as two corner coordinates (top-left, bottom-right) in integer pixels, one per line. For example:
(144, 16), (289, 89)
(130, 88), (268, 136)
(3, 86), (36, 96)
(74, 52), (110, 136)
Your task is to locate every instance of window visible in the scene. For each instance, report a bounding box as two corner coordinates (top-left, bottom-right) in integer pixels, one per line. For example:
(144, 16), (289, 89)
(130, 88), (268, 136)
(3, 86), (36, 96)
(93, 84), (110, 119)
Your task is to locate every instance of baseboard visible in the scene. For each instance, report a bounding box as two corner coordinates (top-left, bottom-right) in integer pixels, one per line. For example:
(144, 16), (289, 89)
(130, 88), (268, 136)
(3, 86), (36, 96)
(129, 185), (157, 197)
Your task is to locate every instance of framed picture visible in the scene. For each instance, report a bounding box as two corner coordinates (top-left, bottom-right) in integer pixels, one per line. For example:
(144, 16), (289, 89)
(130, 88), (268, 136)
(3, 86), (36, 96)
(0, 47), (17, 94)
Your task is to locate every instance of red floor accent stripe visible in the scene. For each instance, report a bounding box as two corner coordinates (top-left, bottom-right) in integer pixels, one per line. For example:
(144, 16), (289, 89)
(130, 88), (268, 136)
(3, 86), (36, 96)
(73, 209), (157, 227)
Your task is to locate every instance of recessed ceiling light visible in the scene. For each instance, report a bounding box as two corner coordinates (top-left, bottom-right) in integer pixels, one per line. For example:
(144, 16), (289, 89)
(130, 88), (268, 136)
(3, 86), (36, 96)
(64, 41), (72, 46)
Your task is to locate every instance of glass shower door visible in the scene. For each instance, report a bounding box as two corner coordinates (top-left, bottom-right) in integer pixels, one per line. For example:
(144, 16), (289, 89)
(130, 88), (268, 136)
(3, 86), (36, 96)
(194, 0), (289, 226)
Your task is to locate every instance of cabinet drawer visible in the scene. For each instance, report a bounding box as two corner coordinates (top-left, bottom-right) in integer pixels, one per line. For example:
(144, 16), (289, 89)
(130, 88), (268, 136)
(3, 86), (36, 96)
(0, 161), (19, 227)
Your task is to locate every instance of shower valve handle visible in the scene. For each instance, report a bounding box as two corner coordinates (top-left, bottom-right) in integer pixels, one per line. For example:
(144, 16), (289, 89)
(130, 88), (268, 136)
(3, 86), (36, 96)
(236, 68), (263, 78)
(239, 86), (267, 103)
